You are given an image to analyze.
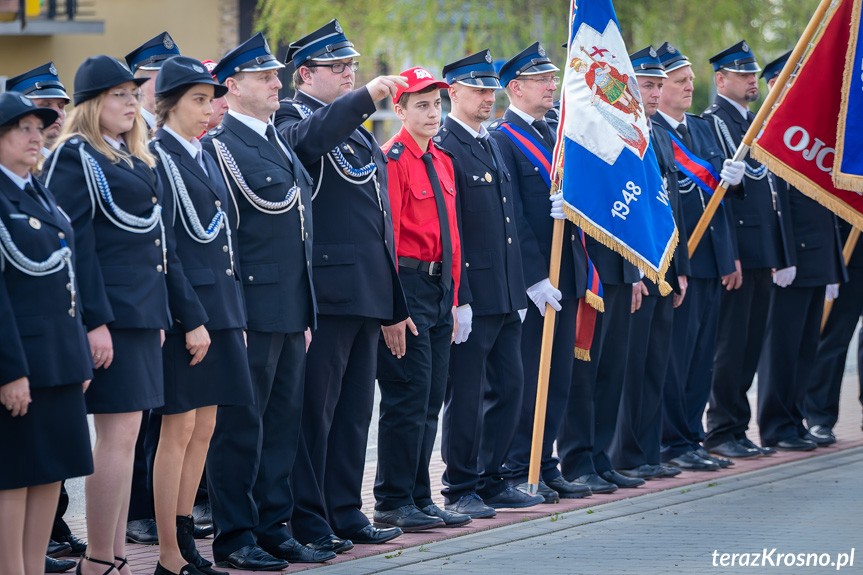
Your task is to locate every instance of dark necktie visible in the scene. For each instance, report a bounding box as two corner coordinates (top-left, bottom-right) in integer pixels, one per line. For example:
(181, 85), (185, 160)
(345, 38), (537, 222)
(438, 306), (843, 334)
(676, 122), (694, 150)
(265, 124), (293, 168)
(533, 119), (554, 147)
(421, 152), (453, 290)
(24, 183), (50, 212)
(476, 136), (496, 168)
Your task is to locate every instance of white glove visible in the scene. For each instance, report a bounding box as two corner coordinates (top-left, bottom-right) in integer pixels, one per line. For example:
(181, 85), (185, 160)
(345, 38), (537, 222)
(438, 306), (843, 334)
(720, 159), (746, 186)
(526, 278), (562, 316)
(518, 308), (527, 322)
(550, 191), (566, 220)
(825, 283), (840, 302)
(772, 266), (797, 288)
(454, 304), (473, 344)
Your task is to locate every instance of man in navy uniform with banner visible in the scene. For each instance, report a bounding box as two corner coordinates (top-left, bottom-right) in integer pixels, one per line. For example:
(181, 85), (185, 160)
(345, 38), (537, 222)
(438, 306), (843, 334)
(488, 42), (592, 502)
(437, 50), (543, 518)
(273, 19), (408, 552)
(703, 40), (795, 456)
(610, 45), (691, 480)
(201, 33), (330, 570)
(756, 52), (847, 451)
(651, 42), (750, 469)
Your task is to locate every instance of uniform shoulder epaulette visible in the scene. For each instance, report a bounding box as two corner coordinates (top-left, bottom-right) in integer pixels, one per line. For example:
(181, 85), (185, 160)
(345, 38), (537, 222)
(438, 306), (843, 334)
(386, 141), (406, 161)
(205, 125), (224, 138)
(433, 141), (454, 159)
(703, 103), (719, 115)
(488, 118), (506, 131)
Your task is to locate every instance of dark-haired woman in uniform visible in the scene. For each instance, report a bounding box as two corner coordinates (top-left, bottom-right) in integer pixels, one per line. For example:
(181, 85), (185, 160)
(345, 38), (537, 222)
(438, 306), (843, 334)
(0, 92), (93, 575)
(45, 56), (207, 575)
(148, 56), (253, 575)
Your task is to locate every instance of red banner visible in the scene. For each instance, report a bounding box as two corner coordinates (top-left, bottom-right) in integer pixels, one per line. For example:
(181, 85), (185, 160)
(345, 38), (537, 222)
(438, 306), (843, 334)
(751, 0), (863, 229)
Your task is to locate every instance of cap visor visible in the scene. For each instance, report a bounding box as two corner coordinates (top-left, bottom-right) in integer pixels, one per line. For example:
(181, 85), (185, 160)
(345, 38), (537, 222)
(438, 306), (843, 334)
(456, 76), (502, 89)
(722, 63), (762, 74)
(27, 88), (71, 101)
(311, 47), (361, 61)
(241, 60), (285, 73)
(634, 69), (668, 78)
(518, 62), (561, 75)
(662, 61), (691, 73)
(1, 107), (58, 128)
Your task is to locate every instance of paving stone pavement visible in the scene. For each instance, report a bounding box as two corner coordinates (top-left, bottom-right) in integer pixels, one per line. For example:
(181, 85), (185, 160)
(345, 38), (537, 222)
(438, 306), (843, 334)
(318, 448), (863, 574)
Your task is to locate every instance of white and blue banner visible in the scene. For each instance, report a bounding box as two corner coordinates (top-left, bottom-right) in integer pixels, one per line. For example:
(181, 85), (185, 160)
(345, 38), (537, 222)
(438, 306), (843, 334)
(553, 0), (677, 293)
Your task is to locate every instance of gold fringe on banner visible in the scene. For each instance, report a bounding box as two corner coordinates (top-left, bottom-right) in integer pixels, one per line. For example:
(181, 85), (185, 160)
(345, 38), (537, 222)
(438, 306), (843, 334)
(562, 204), (678, 297)
(752, 145), (863, 231)
(832, 0), (863, 192)
(585, 290), (604, 313)
(574, 347), (591, 361)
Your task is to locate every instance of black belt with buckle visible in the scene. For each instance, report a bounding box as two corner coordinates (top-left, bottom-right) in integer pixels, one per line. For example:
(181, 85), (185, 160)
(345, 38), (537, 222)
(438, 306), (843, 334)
(398, 256), (442, 276)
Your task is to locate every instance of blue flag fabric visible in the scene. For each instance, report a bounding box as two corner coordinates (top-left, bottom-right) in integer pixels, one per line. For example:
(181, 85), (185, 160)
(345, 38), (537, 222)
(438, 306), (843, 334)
(554, 0), (677, 293)
(834, 0), (863, 192)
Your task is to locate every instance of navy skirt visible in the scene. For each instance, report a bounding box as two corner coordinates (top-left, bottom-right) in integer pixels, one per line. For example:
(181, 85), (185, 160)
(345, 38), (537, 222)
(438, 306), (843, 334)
(85, 328), (163, 414)
(154, 328), (253, 415)
(0, 383), (93, 489)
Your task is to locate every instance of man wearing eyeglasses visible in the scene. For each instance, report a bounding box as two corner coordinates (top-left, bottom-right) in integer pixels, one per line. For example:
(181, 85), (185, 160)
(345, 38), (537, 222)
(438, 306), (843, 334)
(273, 20), (411, 552)
(487, 42), (592, 503)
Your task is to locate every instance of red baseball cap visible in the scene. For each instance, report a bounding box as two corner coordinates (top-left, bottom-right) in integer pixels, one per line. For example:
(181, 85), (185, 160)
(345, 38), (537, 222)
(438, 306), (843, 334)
(393, 66), (449, 105)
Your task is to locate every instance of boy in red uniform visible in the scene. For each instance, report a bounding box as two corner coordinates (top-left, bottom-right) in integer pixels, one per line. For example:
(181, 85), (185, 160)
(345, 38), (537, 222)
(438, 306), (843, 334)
(373, 67), (470, 531)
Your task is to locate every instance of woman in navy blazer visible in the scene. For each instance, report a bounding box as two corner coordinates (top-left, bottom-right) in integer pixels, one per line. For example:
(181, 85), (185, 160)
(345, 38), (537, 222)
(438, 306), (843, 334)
(148, 56), (252, 575)
(44, 56), (207, 575)
(0, 93), (93, 575)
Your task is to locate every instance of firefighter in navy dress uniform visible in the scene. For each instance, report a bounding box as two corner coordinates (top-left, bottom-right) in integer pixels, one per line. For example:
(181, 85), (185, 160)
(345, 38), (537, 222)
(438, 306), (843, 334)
(488, 42), (592, 502)
(200, 33), (331, 571)
(0, 92), (93, 575)
(273, 20), (408, 551)
(436, 50), (543, 519)
(45, 55), (206, 575)
(149, 56), (255, 575)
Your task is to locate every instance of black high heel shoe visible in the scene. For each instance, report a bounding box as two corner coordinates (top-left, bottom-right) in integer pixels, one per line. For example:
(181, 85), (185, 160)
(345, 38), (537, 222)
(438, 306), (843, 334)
(76, 556), (117, 575)
(113, 557), (128, 573)
(153, 561), (205, 575)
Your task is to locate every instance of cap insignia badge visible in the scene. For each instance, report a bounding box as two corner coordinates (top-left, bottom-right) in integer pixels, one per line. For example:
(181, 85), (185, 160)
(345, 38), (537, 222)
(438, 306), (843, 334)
(49, 63), (58, 76)
(485, 51), (492, 64)
(538, 46), (546, 57)
(334, 21), (343, 33)
(667, 45), (677, 54)
(192, 64), (204, 73)
(163, 33), (175, 50)
(649, 47), (657, 58)
(264, 38), (272, 55)
(742, 41), (750, 52)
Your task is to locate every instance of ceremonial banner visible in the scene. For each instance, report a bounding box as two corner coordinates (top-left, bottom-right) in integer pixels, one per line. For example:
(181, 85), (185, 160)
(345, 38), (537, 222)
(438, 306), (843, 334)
(752, 0), (863, 229)
(835, 0), (863, 191)
(554, 0), (677, 294)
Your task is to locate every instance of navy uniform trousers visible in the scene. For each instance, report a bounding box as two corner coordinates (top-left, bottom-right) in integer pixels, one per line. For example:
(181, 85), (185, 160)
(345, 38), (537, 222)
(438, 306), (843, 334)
(559, 279), (634, 479)
(375, 270), (454, 511)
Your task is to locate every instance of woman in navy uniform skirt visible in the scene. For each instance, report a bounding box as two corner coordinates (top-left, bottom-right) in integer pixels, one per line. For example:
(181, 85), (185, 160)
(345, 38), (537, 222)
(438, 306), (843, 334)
(148, 57), (253, 575)
(44, 56), (206, 575)
(0, 93), (93, 575)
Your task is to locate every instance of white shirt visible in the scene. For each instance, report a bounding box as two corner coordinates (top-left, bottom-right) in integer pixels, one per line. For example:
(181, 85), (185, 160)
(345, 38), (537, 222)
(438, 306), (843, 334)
(226, 110), (292, 161)
(297, 90), (327, 106)
(508, 104), (546, 138)
(0, 162), (34, 191)
(141, 108), (157, 130)
(102, 134), (126, 151)
(657, 110), (686, 132)
(717, 94), (749, 120)
(448, 114), (489, 140)
(164, 125), (208, 175)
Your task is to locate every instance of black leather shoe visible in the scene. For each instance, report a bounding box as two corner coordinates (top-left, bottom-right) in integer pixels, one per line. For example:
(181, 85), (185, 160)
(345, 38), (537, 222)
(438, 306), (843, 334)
(126, 518), (158, 545)
(659, 465), (682, 477)
(708, 440), (760, 459)
(775, 437), (816, 451)
(445, 493), (497, 518)
(806, 425), (836, 445)
(54, 534), (87, 557)
(192, 501), (211, 525)
(215, 544), (289, 571)
(694, 447), (732, 468)
(264, 538), (336, 563)
(373, 505), (444, 532)
(420, 503), (472, 526)
(600, 470), (645, 488)
(46, 556), (76, 573)
(737, 437), (776, 455)
(545, 476), (591, 498)
(666, 451), (719, 471)
(483, 485), (544, 509)
(512, 480), (559, 503)
(47, 540), (72, 558)
(618, 464), (665, 479)
(307, 533), (354, 554)
(340, 524), (402, 544)
(193, 523), (213, 539)
(570, 473), (618, 494)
